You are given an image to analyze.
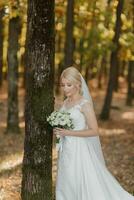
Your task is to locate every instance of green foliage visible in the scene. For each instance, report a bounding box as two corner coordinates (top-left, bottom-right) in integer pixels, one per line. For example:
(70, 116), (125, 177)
(55, 0), (134, 74)
(0, 0), (134, 74)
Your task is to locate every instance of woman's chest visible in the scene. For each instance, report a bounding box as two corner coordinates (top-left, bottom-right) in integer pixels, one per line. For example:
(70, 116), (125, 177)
(62, 106), (87, 130)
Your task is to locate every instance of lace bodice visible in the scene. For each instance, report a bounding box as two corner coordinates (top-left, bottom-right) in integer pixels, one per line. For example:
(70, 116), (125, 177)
(57, 98), (93, 152)
(60, 98), (89, 131)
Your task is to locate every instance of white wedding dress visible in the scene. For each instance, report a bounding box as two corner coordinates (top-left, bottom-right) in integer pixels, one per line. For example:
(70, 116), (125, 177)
(55, 98), (134, 200)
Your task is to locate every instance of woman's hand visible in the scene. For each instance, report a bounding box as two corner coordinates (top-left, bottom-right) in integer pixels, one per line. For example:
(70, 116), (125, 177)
(53, 128), (72, 136)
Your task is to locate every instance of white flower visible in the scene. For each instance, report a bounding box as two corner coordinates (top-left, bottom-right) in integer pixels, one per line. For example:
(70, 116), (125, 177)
(47, 110), (74, 134)
(60, 120), (66, 126)
(56, 134), (60, 139)
(46, 110), (74, 152)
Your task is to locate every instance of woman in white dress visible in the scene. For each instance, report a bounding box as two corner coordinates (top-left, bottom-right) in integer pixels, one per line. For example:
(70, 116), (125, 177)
(54, 66), (134, 200)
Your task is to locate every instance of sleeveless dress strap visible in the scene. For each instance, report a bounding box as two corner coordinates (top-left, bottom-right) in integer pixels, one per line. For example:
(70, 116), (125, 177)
(79, 99), (89, 107)
(74, 99), (89, 110)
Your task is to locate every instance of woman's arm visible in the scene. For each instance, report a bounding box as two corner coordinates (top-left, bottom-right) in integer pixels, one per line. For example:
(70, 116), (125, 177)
(53, 102), (99, 137)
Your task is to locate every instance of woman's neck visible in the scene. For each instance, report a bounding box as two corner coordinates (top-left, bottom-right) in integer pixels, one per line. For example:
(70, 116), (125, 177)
(67, 93), (82, 103)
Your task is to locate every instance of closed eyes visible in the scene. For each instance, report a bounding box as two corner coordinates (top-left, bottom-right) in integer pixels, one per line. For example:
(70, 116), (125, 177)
(60, 84), (72, 87)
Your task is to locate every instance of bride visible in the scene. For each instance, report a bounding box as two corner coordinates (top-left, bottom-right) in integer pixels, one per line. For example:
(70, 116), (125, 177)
(54, 66), (134, 200)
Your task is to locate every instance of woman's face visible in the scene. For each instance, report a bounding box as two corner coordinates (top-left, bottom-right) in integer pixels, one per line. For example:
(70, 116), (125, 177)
(60, 77), (79, 97)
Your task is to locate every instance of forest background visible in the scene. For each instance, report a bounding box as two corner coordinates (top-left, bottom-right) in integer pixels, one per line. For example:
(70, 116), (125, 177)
(0, 0), (134, 199)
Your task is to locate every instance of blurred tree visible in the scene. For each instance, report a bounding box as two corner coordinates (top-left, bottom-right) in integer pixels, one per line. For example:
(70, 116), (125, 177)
(98, 0), (112, 89)
(100, 0), (124, 120)
(64, 0), (75, 68)
(79, 38), (84, 73)
(126, 0), (134, 106)
(126, 61), (134, 105)
(6, 4), (21, 134)
(21, 50), (26, 88)
(0, 8), (4, 87)
(21, 0), (54, 199)
(55, 0), (75, 94)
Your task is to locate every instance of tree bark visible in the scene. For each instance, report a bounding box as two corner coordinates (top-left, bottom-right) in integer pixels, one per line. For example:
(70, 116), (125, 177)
(21, 0), (54, 199)
(100, 0), (124, 120)
(6, 16), (21, 133)
(64, 0), (75, 68)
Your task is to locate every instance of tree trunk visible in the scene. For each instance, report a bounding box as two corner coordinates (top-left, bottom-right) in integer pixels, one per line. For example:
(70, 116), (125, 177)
(55, 61), (63, 95)
(21, 51), (26, 88)
(21, 0), (54, 199)
(107, 0), (112, 5)
(98, 56), (107, 89)
(97, 0), (112, 89)
(84, 57), (95, 83)
(126, 61), (134, 105)
(85, 65), (89, 83)
(64, 0), (75, 68)
(100, 0), (124, 120)
(6, 16), (21, 134)
(79, 39), (84, 73)
(114, 59), (120, 91)
(126, 0), (134, 105)
(0, 9), (4, 87)
(120, 60), (126, 77)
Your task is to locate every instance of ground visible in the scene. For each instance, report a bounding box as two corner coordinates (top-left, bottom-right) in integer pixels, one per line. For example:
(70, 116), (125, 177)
(0, 80), (134, 200)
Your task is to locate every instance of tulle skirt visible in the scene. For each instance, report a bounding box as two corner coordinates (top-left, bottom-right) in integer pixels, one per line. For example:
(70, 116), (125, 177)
(56, 136), (134, 200)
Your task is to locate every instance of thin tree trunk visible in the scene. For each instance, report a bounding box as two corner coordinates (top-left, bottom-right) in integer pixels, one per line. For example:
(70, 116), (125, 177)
(120, 60), (126, 77)
(100, 0), (124, 120)
(114, 59), (120, 91)
(56, 0), (75, 94)
(64, 0), (75, 68)
(79, 39), (84, 73)
(98, 56), (107, 89)
(107, 0), (112, 4)
(85, 65), (89, 83)
(126, 0), (134, 105)
(6, 16), (21, 134)
(21, 51), (26, 88)
(55, 61), (63, 95)
(21, 0), (54, 199)
(126, 61), (134, 105)
(55, 33), (63, 95)
(97, 0), (112, 89)
(0, 9), (4, 87)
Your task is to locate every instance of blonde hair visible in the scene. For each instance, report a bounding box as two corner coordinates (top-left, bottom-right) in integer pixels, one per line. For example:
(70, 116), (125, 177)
(60, 66), (82, 94)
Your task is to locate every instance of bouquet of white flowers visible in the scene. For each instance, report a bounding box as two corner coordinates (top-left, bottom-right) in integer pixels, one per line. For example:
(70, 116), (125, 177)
(47, 110), (74, 148)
